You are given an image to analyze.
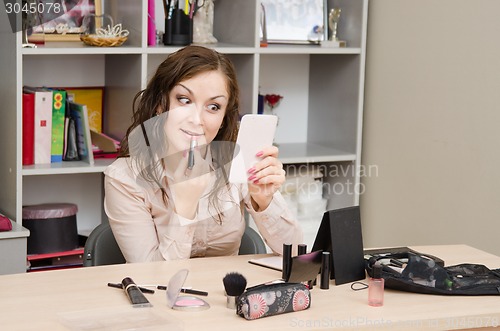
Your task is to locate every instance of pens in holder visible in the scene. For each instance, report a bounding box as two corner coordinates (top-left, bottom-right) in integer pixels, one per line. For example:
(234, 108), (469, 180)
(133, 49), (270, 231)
(157, 285), (208, 296)
(162, 0), (168, 17)
(163, 0), (193, 45)
(188, 0), (195, 19)
(187, 136), (197, 170)
(167, 0), (176, 20)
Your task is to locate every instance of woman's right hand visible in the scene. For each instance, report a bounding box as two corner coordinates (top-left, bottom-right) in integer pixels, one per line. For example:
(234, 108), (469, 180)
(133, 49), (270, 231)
(168, 147), (211, 219)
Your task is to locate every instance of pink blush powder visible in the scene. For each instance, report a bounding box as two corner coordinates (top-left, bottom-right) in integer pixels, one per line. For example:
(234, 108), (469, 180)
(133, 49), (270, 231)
(172, 295), (210, 311)
(175, 298), (205, 307)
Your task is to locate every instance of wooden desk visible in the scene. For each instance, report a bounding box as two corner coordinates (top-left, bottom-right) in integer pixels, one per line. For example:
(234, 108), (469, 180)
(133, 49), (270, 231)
(1, 245), (500, 330)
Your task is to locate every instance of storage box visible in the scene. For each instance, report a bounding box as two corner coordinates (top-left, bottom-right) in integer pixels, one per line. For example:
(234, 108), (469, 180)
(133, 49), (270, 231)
(22, 203), (79, 255)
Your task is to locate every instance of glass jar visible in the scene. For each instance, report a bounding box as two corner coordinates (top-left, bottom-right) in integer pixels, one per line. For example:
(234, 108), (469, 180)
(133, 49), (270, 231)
(81, 13), (114, 36)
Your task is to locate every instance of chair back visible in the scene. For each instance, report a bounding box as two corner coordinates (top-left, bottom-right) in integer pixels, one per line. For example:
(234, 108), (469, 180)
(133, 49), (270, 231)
(84, 222), (265, 265)
(83, 222), (126, 266)
(239, 226), (267, 255)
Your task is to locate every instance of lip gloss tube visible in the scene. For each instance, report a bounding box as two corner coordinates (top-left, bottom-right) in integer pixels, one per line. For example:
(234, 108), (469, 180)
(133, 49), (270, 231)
(187, 136), (197, 170)
(121, 277), (153, 307)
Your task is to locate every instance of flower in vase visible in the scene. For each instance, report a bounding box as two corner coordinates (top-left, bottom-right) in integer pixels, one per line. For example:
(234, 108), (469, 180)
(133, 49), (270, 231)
(264, 94), (283, 113)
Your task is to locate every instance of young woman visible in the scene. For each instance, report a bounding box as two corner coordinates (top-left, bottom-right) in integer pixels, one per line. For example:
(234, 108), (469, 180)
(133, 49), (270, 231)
(104, 45), (302, 262)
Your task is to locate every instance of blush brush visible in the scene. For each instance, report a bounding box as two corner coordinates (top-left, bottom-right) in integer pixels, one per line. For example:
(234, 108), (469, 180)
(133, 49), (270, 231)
(222, 272), (247, 309)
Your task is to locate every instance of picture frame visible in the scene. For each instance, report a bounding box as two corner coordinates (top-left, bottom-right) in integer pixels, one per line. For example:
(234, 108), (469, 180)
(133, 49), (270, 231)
(261, 0), (327, 44)
(38, 0), (103, 42)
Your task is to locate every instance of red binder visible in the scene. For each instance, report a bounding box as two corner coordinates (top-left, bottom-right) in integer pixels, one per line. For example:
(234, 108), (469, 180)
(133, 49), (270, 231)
(22, 92), (35, 165)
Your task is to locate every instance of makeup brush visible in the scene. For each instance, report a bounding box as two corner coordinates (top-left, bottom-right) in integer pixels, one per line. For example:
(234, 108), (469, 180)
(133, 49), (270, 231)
(222, 272), (247, 309)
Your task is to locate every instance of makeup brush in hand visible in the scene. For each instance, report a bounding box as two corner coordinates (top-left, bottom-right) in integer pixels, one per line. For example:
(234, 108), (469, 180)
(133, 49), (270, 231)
(222, 272), (247, 309)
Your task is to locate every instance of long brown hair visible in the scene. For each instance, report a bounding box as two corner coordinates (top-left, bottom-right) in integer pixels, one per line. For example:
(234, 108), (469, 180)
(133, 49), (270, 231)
(119, 45), (239, 156)
(119, 45), (241, 222)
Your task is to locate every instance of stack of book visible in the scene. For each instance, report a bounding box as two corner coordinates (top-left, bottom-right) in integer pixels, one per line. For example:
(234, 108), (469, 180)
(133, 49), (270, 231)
(22, 86), (119, 166)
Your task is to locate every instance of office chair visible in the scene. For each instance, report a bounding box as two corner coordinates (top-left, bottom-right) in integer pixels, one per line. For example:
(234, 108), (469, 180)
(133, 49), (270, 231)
(238, 226), (267, 255)
(84, 222), (267, 266)
(83, 222), (126, 267)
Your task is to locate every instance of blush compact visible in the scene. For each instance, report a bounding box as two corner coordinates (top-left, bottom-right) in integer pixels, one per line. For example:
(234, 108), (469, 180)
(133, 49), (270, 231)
(172, 295), (209, 311)
(166, 269), (210, 311)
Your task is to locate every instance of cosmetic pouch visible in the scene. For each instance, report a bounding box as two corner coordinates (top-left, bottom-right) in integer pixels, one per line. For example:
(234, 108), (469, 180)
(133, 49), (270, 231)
(0, 213), (13, 232)
(365, 248), (500, 296)
(236, 282), (311, 320)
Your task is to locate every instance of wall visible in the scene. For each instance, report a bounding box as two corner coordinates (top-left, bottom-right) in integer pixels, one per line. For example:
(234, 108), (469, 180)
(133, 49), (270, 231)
(361, 0), (500, 255)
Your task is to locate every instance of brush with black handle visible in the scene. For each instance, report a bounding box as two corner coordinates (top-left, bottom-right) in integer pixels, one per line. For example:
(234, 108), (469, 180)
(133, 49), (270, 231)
(223, 272), (247, 309)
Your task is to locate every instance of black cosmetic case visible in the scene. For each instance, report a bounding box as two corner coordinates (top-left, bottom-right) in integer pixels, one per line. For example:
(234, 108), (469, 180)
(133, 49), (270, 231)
(364, 247), (500, 296)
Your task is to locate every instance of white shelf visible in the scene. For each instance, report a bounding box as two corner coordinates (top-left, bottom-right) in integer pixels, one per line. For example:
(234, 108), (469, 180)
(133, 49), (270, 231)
(0, 221), (30, 240)
(22, 159), (115, 176)
(279, 143), (356, 164)
(259, 45), (362, 55)
(147, 43), (257, 54)
(21, 43), (144, 55)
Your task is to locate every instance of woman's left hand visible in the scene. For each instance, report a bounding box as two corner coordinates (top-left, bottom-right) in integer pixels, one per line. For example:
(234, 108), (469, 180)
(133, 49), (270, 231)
(247, 146), (286, 211)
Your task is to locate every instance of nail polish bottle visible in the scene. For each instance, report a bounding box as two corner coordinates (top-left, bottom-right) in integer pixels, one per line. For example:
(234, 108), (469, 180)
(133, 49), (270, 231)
(368, 264), (384, 307)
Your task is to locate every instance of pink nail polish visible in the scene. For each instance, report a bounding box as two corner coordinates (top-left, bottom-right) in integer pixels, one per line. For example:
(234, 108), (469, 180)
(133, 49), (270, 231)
(253, 179), (259, 184)
(247, 167), (256, 174)
(248, 175), (256, 181)
(368, 264), (384, 307)
(256, 151), (263, 157)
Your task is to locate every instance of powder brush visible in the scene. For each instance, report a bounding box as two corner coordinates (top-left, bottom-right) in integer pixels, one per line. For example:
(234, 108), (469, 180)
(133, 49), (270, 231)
(222, 272), (247, 309)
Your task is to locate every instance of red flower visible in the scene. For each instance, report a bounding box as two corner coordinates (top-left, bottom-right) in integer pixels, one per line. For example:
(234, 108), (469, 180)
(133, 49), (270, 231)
(264, 94), (283, 110)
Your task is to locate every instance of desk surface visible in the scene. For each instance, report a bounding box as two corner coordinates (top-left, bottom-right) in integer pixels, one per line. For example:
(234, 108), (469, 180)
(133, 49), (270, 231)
(2, 245), (500, 330)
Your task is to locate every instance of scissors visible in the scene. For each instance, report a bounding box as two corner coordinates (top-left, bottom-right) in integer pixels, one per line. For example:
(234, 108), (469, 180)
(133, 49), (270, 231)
(188, 0), (205, 18)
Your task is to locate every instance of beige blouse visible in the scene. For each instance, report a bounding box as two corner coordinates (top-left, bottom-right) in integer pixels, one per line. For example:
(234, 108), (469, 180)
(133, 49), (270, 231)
(104, 157), (303, 262)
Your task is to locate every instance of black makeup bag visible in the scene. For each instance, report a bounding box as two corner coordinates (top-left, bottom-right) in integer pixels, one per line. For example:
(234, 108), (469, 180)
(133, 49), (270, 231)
(364, 248), (500, 295)
(236, 282), (311, 320)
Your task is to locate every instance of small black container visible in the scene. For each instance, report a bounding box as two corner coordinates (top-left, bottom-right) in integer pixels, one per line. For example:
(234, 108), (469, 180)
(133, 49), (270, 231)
(23, 203), (79, 254)
(163, 9), (193, 46)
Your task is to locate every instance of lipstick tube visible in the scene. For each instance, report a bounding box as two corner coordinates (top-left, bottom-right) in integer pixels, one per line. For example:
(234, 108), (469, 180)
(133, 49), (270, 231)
(298, 244), (307, 255)
(282, 243), (292, 281)
(320, 251), (331, 289)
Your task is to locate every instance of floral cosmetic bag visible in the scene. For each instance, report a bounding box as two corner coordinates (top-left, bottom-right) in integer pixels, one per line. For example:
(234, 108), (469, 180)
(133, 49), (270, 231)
(236, 282), (311, 320)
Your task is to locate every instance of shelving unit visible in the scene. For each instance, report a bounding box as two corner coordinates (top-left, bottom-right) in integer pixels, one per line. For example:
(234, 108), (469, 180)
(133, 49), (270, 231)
(0, 0), (368, 273)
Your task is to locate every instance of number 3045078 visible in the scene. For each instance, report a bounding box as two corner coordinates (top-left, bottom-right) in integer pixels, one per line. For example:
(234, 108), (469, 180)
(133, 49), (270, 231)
(5, 2), (62, 15)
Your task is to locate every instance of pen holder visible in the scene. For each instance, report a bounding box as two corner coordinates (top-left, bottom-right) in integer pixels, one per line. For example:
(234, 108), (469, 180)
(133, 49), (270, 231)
(163, 9), (193, 46)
